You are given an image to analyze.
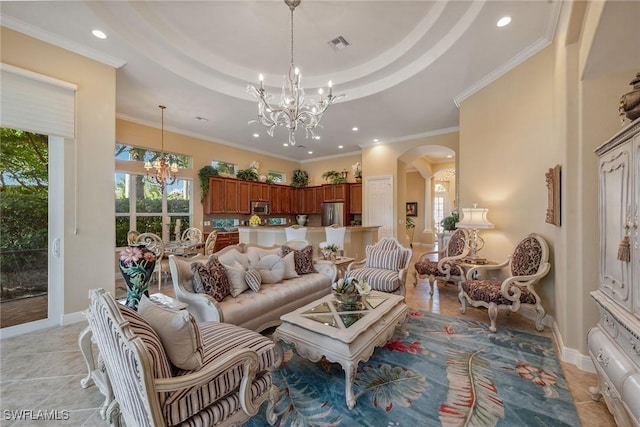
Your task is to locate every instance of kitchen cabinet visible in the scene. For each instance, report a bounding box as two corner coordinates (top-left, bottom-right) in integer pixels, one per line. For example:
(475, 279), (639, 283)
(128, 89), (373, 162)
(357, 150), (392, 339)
(300, 186), (323, 214)
(204, 176), (249, 214)
(589, 118), (640, 426)
(270, 184), (293, 214)
(212, 231), (239, 252)
(322, 183), (348, 201)
(250, 182), (270, 201)
(349, 183), (362, 214)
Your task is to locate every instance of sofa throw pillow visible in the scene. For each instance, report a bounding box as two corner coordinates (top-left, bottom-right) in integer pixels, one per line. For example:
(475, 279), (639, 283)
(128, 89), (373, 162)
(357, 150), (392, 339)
(282, 251), (299, 280)
(255, 254), (285, 284)
(190, 256), (230, 302)
(281, 245), (317, 275)
(245, 268), (262, 292)
(224, 260), (248, 297)
(365, 247), (402, 271)
(138, 295), (204, 371)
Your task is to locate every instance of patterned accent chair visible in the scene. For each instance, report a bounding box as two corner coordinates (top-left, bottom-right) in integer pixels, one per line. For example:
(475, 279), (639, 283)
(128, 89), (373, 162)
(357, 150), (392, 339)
(458, 233), (551, 332)
(84, 288), (279, 427)
(413, 228), (470, 295)
(346, 237), (412, 296)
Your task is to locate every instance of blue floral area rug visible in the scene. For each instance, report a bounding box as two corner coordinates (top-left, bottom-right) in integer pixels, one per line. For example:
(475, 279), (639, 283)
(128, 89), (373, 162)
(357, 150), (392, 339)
(245, 310), (580, 426)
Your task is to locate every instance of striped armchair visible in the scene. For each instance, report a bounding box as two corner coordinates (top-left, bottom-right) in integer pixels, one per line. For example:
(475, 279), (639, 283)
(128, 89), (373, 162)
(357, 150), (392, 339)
(84, 289), (279, 427)
(346, 237), (412, 296)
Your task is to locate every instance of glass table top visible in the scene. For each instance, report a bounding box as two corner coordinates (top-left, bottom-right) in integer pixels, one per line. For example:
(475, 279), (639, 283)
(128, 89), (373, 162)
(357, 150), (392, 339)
(300, 294), (390, 329)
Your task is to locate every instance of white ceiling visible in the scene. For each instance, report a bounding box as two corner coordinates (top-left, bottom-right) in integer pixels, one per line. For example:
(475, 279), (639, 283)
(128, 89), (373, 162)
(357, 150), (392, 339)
(1, 0), (608, 163)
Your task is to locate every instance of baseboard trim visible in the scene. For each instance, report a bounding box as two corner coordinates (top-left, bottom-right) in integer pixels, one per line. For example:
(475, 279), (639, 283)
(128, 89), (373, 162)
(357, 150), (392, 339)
(61, 311), (87, 325)
(517, 307), (594, 372)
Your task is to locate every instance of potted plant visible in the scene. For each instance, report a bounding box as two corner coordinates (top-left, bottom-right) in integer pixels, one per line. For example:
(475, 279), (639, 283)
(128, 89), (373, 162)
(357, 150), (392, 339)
(352, 162), (362, 182)
(236, 168), (259, 181)
(321, 170), (340, 183)
(198, 165), (218, 201)
(291, 169), (309, 188)
(441, 210), (459, 231)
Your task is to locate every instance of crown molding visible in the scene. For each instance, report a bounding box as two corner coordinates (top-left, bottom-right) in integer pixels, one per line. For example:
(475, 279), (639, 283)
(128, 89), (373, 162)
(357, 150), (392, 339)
(358, 126), (459, 149)
(1, 14), (126, 68)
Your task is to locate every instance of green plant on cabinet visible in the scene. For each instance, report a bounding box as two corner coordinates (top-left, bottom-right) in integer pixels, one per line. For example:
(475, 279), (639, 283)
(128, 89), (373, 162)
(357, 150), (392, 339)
(198, 165), (218, 201)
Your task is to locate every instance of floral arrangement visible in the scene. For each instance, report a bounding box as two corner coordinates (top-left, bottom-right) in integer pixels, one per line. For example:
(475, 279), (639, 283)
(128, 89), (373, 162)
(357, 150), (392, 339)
(249, 214), (261, 226)
(249, 160), (260, 171)
(332, 276), (371, 299)
(351, 162), (362, 179)
(322, 244), (339, 253)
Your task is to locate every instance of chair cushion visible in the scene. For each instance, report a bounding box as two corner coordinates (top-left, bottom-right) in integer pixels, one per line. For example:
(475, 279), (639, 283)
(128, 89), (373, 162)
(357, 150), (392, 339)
(165, 322), (277, 426)
(511, 236), (544, 276)
(191, 256), (230, 302)
(447, 230), (467, 256)
(138, 296), (204, 371)
(245, 268), (262, 292)
(414, 260), (441, 276)
(118, 304), (173, 380)
(281, 245), (316, 275)
(461, 280), (537, 305)
(348, 267), (400, 293)
(365, 247), (402, 271)
(255, 254), (285, 284)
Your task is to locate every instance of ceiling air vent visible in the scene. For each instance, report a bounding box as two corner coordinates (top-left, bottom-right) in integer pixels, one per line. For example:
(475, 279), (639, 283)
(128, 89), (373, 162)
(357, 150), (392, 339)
(328, 36), (350, 51)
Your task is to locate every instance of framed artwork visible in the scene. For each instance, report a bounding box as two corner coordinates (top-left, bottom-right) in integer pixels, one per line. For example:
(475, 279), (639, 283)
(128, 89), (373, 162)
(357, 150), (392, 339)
(406, 202), (418, 217)
(545, 165), (561, 226)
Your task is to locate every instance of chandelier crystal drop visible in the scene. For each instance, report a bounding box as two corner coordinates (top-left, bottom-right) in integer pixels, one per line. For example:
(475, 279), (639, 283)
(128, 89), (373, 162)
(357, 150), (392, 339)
(247, 0), (344, 146)
(144, 105), (178, 190)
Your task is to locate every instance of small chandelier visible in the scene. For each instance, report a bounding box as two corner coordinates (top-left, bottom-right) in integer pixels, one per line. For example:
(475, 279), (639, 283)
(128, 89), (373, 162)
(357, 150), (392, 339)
(144, 105), (178, 190)
(247, 0), (344, 146)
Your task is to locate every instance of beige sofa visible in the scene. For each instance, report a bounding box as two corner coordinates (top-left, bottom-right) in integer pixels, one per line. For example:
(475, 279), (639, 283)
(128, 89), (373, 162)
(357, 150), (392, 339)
(169, 241), (336, 332)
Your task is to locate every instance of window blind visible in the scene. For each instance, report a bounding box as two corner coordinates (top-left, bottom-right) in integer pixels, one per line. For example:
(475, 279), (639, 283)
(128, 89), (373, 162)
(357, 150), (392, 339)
(1, 63), (76, 139)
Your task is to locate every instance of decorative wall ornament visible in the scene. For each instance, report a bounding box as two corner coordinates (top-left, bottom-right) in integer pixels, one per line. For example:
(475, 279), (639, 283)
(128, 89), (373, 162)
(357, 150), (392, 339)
(545, 165), (561, 226)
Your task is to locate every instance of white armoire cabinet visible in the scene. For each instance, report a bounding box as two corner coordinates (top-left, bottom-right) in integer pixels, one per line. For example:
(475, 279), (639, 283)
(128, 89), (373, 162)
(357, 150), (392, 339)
(589, 118), (640, 426)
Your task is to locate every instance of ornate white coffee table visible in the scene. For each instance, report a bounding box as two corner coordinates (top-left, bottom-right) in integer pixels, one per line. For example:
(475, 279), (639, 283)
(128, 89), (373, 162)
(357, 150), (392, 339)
(273, 290), (409, 409)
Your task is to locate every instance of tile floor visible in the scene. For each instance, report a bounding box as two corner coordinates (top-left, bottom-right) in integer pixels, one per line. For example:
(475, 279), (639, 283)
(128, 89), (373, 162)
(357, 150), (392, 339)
(0, 247), (616, 426)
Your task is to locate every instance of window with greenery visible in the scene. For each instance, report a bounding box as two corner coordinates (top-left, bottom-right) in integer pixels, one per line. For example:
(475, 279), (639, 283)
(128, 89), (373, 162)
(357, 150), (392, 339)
(268, 170), (286, 183)
(433, 182), (448, 232)
(115, 142), (193, 247)
(115, 143), (191, 169)
(211, 160), (237, 176)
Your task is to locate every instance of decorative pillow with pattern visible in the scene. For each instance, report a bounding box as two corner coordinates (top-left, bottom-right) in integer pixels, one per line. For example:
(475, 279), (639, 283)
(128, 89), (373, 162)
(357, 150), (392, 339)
(190, 256), (230, 302)
(365, 247), (402, 271)
(245, 268), (262, 292)
(281, 245), (317, 275)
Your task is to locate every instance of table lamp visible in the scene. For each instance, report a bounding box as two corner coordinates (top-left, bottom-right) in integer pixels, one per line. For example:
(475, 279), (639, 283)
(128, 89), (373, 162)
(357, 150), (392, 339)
(455, 204), (494, 264)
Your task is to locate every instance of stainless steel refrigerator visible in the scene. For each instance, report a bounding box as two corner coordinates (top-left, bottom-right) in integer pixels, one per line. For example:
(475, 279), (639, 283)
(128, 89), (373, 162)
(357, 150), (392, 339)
(321, 202), (345, 226)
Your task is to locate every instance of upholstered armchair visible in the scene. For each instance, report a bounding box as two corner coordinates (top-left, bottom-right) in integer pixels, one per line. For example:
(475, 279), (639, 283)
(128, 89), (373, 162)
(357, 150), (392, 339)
(414, 228), (470, 295)
(84, 288), (278, 427)
(458, 233), (550, 332)
(346, 237), (412, 295)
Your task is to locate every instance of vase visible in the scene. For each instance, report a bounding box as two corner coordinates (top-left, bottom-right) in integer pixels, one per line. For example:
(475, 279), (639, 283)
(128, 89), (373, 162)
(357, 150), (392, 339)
(333, 292), (363, 311)
(620, 72), (640, 121)
(118, 244), (157, 310)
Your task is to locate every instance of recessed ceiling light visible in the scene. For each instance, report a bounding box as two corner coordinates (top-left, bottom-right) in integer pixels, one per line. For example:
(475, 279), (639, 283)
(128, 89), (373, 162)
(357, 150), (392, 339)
(352, 127), (359, 132)
(497, 16), (511, 27)
(253, 133), (259, 138)
(283, 143), (289, 147)
(314, 135), (321, 140)
(338, 145), (343, 149)
(92, 29), (107, 39)
(308, 151), (313, 154)
(446, 154), (453, 158)
(373, 138), (379, 143)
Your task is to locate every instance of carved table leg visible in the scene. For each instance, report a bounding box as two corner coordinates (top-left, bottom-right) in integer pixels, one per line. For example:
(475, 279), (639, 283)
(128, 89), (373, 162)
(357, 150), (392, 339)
(397, 311), (410, 337)
(344, 362), (357, 410)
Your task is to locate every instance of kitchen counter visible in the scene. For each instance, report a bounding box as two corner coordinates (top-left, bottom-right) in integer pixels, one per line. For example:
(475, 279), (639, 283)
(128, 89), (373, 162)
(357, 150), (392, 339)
(237, 226), (379, 260)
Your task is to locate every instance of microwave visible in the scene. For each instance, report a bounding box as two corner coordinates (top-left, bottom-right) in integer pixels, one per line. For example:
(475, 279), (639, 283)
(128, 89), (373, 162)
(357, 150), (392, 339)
(250, 200), (270, 215)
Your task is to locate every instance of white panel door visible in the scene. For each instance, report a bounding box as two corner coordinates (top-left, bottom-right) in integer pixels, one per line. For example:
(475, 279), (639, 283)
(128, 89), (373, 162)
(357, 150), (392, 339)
(365, 176), (393, 239)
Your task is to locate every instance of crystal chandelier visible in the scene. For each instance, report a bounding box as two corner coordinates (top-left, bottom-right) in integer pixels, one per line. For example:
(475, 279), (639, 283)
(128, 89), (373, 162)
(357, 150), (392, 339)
(247, 0), (344, 146)
(144, 105), (178, 190)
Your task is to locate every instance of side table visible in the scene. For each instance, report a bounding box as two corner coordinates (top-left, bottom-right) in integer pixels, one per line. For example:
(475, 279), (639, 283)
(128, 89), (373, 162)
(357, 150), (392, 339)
(454, 260), (497, 280)
(315, 256), (354, 278)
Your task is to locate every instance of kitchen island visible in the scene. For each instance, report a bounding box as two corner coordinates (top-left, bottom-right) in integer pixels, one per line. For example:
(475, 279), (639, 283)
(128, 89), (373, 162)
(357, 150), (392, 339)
(237, 226), (379, 261)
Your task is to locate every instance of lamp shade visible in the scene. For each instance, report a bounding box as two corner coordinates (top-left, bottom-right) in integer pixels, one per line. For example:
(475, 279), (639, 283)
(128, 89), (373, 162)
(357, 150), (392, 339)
(456, 207), (494, 230)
